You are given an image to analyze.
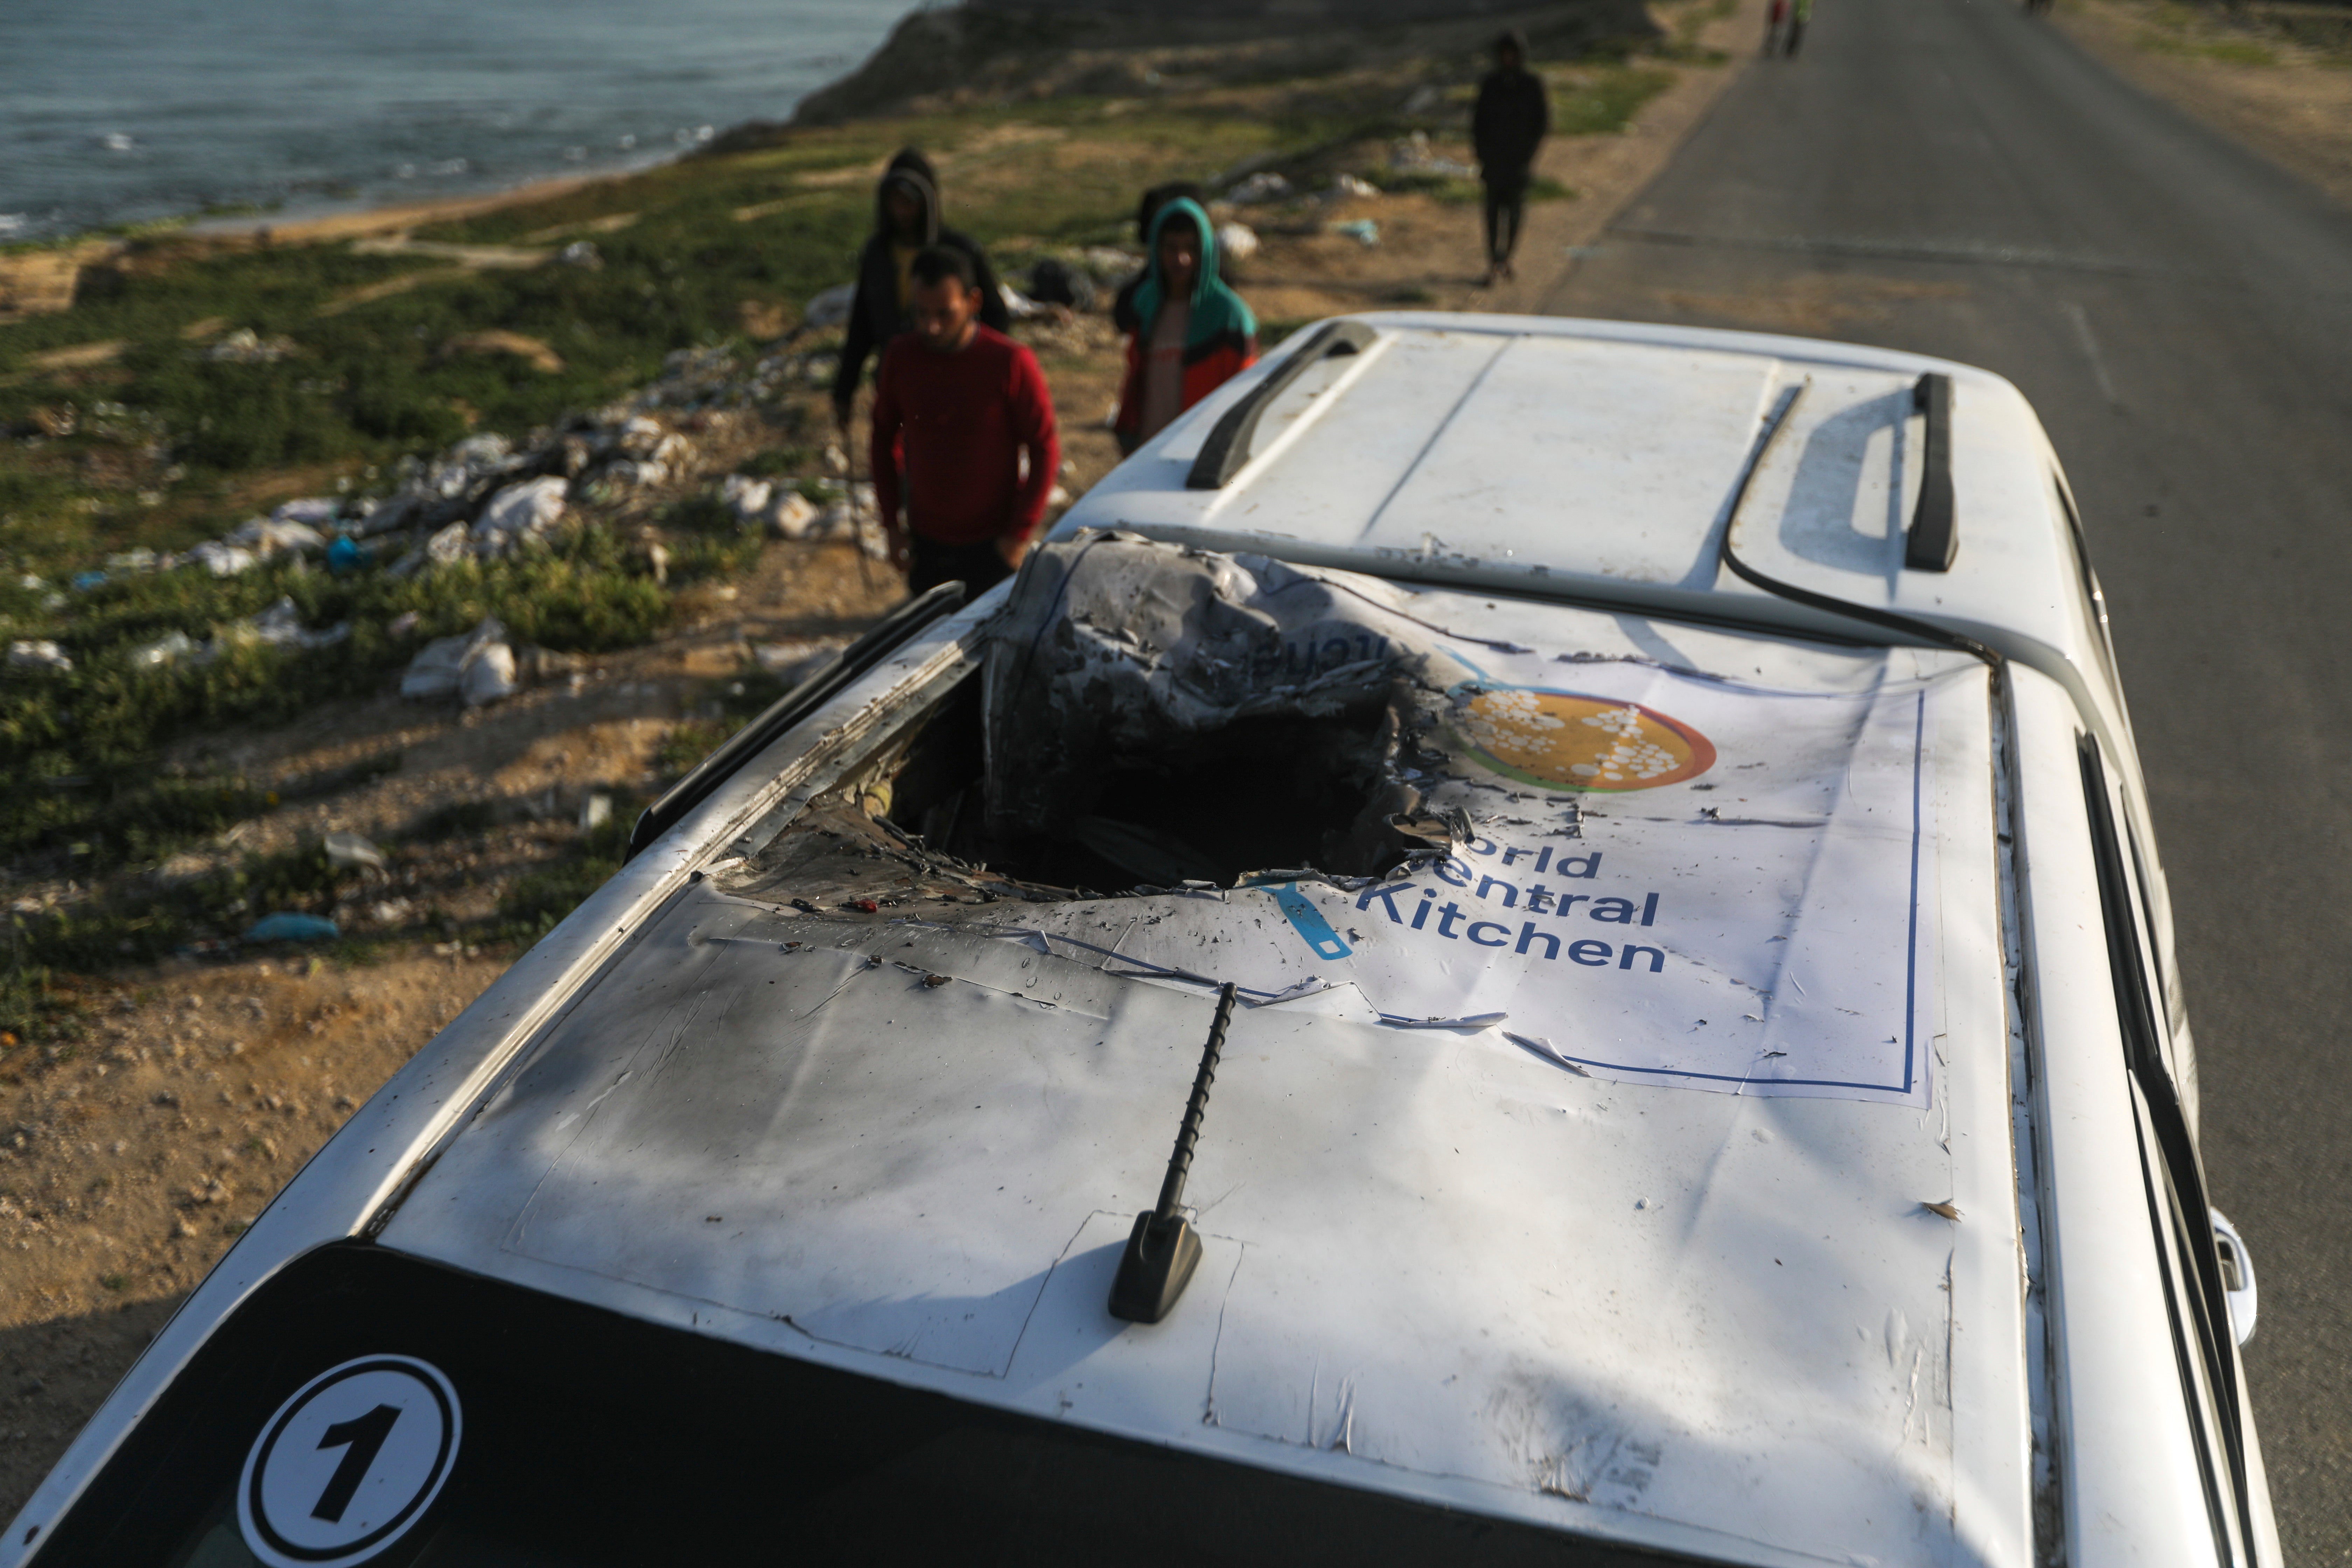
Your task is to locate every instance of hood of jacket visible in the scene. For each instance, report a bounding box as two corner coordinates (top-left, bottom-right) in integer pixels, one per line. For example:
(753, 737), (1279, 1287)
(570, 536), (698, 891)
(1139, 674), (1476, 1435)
(874, 148), (943, 246)
(1130, 197), (1256, 351)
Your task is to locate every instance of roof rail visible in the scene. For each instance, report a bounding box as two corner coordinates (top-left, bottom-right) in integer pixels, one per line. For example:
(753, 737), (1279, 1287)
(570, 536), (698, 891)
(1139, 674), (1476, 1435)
(1184, 318), (1378, 491)
(624, 580), (967, 861)
(1905, 372), (1957, 572)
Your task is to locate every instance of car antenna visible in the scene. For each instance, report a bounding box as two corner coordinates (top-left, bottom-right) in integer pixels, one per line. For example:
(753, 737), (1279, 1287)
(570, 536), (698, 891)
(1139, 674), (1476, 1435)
(1108, 982), (1238, 1323)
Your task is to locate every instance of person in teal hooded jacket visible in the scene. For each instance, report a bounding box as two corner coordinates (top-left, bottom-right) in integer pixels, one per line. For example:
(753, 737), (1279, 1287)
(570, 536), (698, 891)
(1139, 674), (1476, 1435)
(1113, 197), (1258, 455)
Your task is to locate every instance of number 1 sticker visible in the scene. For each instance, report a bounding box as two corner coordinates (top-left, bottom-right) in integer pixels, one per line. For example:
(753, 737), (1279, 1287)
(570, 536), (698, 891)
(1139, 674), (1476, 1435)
(238, 1355), (461, 1567)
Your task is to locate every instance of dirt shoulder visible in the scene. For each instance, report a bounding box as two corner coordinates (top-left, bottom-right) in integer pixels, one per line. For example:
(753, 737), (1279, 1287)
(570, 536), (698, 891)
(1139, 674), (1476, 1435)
(2054, 0), (2352, 208)
(0, 1), (1756, 1522)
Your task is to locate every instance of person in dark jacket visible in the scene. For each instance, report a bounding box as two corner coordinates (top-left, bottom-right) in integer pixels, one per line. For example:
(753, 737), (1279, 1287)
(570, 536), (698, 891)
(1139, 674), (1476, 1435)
(1471, 30), (1549, 285)
(1111, 180), (1208, 337)
(831, 148), (1009, 431)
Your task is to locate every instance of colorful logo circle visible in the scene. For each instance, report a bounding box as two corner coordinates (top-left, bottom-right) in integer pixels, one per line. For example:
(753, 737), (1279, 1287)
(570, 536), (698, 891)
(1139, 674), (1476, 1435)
(1454, 688), (1716, 791)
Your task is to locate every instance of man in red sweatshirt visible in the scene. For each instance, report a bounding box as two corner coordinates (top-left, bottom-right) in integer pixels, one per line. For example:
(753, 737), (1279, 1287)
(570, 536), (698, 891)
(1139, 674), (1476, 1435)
(869, 246), (1060, 598)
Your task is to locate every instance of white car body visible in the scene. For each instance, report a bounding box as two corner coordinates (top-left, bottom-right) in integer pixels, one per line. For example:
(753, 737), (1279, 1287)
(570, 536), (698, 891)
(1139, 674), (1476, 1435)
(5, 314), (2277, 1568)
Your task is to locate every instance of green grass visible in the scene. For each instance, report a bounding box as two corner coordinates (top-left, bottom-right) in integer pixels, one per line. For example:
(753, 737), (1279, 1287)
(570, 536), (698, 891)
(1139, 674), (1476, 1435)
(0, 522), (695, 871)
(1552, 66), (1678, 136)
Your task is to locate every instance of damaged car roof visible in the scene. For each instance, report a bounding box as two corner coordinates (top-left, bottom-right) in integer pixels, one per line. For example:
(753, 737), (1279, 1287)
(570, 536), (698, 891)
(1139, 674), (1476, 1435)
(1056, 313), (2110, 720)
(375, 541), (2034, 1567)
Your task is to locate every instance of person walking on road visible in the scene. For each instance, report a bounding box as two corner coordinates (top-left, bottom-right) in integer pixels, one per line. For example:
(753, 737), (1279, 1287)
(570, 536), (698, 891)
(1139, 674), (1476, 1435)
(869, 247), (1059, 599)
(1785, 0), (1813, 55)
(832, 149), (1009, 436)
(1111, 197), (1258, 455)
(1472, 29), (1549, 285)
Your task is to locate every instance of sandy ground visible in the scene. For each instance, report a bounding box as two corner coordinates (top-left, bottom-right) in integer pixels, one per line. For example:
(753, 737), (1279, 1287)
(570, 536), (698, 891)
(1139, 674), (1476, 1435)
(2055, 0), (2352, 208)
(0, 7), (1760, 1522)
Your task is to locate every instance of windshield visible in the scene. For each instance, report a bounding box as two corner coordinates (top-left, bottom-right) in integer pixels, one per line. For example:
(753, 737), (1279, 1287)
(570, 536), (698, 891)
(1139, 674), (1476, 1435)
(36, 1245), (1706, 1568)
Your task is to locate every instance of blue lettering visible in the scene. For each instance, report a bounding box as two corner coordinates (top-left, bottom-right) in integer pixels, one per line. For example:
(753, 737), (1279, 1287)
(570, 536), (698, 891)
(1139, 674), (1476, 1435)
(1354, 881), (1414, 923)
(1590, 897), (1637, 924)
(1516, 923), (1560, 959)
(1620, 944), (1666, 973)
(1569, 939), (1612, 966)
(1468, 921), (1508, 947)
(1474, 874), (1519, 908)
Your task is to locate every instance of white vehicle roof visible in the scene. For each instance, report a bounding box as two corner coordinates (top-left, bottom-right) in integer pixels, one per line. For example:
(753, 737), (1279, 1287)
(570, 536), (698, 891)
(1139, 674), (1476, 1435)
(1055, 312), (2126, 752)
(370, 562), (2032, 1567)
(8, 317), (2271, 1568)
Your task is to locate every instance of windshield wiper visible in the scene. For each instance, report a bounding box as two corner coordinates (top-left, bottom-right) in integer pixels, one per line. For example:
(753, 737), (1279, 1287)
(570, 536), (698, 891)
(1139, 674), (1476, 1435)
(1108, 983), (1238, 1323)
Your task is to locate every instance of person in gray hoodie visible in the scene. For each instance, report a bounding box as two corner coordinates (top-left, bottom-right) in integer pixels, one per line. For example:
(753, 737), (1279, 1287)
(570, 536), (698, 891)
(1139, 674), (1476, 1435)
(831, 148), (1009, 431)
(1471, 29), (1550, 285)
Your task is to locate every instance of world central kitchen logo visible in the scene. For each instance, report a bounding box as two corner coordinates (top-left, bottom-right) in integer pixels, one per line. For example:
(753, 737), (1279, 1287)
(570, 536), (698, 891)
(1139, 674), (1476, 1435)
(1452, 686), (1716, 791)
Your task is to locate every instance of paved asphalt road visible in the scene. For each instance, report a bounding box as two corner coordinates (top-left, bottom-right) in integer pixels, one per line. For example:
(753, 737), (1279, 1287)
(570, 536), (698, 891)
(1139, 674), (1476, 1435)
(1545, 3), (2352, 1557)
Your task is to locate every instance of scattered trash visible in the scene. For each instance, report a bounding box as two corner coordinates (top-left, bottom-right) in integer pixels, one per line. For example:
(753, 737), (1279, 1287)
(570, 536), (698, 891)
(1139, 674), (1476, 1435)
(243, 912), (340, 944)
(207, 328), (296, 364)
(326, 536), (372, 575)
(1328, 174), (1381, 200)
(401, 616), (512, 702)
(556, 240), (603, 270)
(720, 474), (774, 527)
(131, 630), (198, 668)
(1215, 222), (1260, 264)
(323, 830), (387, 872)
(770, 490), (820, 539)
(462, 641), (519, 706)
(1026, 258), (1096, 311)
(802, 282), (857, 332)
(470, 474), (569, 556)
(70, 569), (108, 593)
(239, 596), (349, 652)
(8, 639), (72, 672)
(1226, 171), (1293, 205)
(1330, 219), (1381, 248)
(1000, 282), (1045, 320)
(387, 610), (420, 637)
(579, 794), (613, 834)
(224, 514), (327, 561)
(1920, 1200), (1962, 1221)
(188, 540), (259, 577)
(1390, 131), (1475, 179)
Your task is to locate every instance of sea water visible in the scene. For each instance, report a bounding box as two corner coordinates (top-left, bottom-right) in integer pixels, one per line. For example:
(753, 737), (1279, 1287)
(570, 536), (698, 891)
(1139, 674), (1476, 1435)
(1, 0), (921, 242)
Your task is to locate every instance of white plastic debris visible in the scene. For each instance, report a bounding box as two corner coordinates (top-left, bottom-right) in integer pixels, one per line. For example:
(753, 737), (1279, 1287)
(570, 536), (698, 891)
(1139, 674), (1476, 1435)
(721, 475), (773, 525)
(401, 616), (511, 702)
(1226, 171), (1293, 205)
(8, 639), (71, 672)
(556, 240), (603, 270)
(605, 458), (667, 488)
(449, 433), (514, 471)
(323, 830), (387, 872)
(1216, 222), (1260, 264)
(224, 516), (326, 559)
(132, 630), (200, 667)
(188, 540), (259, 577)
(579, 794), (613, 833)
(1001, 282), (1045, 319)
(237, 596), (350, 651)
(802, 283), (857, 332)
(471, 474), (569, 556)
(461, 642), (518, 706)
(769, 491), (820, 539)
(615, 416), (665, 457)
(271, 497), (339, 526)
(1328, 174), (1380, 200)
